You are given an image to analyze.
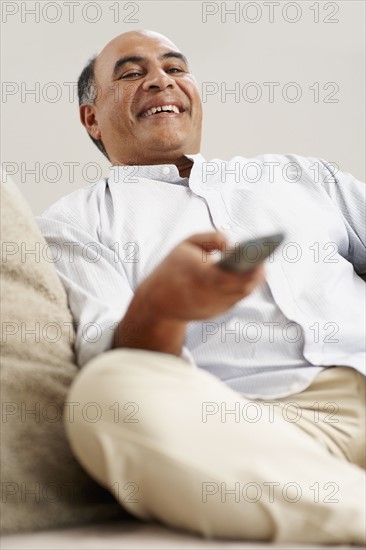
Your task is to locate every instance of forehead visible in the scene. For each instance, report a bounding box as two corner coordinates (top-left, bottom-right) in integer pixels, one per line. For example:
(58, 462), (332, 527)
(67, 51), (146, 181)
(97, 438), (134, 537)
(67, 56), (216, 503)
(95, 32), (181, 82)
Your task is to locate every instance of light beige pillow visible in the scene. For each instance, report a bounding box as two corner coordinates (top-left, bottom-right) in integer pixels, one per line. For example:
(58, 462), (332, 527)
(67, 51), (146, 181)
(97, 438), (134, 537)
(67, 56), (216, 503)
(0, 175), (124, 533)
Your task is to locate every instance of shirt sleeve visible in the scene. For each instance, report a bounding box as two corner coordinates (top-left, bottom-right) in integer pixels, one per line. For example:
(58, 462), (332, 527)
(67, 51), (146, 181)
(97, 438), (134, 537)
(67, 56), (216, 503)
(37, 207), (196, 368)
(316, 159), (366, 274)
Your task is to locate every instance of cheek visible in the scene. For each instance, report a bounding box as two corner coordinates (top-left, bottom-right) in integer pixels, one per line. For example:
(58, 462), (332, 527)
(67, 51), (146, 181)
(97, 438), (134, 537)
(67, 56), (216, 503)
(122, 86), (139, 108)
(105, 98), (133, 129)
(116, 82), (140, 112)
(195, 99), (203, 118)
(188, 91), (203, 119)
(185, 76), (202, 102)
(191, 97), (203, 125)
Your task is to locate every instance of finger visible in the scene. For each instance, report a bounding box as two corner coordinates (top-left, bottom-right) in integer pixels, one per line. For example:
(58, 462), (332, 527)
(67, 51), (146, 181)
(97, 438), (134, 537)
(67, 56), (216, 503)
(187, 231), (230, 252)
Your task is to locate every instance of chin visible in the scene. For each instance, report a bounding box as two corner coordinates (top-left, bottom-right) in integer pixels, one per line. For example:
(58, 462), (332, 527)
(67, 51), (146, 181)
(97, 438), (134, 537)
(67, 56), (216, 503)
(149, 137), (187, 154)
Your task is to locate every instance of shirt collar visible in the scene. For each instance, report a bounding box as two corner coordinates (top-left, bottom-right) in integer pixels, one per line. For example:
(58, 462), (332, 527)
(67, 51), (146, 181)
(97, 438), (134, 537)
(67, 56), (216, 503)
(108, 153), (206, 184)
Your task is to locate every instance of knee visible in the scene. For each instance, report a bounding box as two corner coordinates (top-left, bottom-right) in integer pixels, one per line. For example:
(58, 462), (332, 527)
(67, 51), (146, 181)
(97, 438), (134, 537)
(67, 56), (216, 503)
(63, 348), (198, 487)
(66, 347), (192, 404)
(63, 347), (194, 446)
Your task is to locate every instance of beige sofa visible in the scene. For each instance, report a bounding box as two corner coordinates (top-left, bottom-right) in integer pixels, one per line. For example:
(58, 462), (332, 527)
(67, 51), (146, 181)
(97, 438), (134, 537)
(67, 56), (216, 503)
(0, 176), (362, 549)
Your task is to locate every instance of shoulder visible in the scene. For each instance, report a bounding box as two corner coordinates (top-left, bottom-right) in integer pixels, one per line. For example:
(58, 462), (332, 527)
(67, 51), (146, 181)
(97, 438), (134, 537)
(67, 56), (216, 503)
(37, 178), (108, 226)
(204, 153), (329, 187)
(219, 152), (326, 170)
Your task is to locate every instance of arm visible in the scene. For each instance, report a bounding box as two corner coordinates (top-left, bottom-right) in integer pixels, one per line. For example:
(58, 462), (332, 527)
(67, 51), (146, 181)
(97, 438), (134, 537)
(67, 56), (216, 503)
(113, 288), (187, 356)
(37, 207), (135, 367)
(113, 231), (265, 356)
(317, 160), (366, 274)
(38, 209), (264, 364)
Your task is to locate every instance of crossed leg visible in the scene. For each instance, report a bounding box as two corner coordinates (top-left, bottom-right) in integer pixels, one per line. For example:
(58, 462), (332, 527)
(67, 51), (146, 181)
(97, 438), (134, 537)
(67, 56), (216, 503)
(64, 349), (365, 544)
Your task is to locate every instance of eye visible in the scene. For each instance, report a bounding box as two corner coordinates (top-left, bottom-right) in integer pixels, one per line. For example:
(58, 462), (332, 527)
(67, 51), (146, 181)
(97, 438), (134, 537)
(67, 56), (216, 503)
(119, 72), (142, 79)
(167, 67), (184, 74)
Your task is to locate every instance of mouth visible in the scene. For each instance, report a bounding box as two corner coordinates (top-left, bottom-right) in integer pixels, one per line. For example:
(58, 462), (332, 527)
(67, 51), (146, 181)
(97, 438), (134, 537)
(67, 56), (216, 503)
(139, 103), (185, 119)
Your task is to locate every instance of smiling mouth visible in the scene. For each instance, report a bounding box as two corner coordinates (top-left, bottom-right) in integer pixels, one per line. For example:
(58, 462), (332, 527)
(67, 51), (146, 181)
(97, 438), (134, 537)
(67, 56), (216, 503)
(139, 104), (185, 118)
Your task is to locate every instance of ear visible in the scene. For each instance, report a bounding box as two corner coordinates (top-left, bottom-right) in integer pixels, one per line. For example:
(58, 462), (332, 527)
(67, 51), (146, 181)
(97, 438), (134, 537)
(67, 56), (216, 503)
(80, 104), (102, 141)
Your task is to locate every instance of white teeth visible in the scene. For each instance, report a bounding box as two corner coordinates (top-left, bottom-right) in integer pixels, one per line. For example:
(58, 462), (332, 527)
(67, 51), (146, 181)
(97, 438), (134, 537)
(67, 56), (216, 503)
(142, 104), (180, 117)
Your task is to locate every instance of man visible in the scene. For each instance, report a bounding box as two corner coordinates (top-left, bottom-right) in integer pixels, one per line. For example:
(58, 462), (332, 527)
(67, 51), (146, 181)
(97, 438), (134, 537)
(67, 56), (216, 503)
(37, 30), (365, 544)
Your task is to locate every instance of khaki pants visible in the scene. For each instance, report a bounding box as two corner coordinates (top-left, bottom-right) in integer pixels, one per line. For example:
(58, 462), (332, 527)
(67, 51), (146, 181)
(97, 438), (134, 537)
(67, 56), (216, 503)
(64, 349), (365, 544)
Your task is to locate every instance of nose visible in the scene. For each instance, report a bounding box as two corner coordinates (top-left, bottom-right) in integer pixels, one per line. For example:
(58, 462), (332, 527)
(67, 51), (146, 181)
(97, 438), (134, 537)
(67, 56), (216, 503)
(142, 67), (175, 92)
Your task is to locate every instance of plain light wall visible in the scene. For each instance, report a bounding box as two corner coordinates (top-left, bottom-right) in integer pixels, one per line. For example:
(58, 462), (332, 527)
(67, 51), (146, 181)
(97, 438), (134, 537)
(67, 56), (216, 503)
(1, 0), (365, 215)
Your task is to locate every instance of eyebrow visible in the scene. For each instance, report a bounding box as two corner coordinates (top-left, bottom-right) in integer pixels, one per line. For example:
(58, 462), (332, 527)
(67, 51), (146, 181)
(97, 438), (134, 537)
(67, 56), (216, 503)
(112, 51), (188, 78)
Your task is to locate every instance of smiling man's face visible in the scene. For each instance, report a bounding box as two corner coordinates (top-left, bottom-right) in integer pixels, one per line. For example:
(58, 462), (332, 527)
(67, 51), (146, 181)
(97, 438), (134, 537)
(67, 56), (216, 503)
(81, 30), (203, 167)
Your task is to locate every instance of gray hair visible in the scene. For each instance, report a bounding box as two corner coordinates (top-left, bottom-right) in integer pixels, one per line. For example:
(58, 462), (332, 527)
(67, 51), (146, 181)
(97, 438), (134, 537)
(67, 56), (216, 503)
(77, 56), (109, 159)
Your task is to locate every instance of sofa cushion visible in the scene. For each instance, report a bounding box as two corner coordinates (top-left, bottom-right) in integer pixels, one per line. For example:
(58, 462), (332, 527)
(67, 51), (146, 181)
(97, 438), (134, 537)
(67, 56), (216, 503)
(0, 173), (124, 533)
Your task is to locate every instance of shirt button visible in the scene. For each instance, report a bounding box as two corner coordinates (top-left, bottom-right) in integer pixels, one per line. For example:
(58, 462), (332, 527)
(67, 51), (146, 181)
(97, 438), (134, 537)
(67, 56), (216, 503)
(162, 166), (170, 175)
(221, 223), (231, 230)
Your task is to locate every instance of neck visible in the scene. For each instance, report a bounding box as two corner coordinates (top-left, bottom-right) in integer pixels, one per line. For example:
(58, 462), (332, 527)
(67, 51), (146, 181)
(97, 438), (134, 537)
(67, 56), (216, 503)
(175, 157), (194, 178)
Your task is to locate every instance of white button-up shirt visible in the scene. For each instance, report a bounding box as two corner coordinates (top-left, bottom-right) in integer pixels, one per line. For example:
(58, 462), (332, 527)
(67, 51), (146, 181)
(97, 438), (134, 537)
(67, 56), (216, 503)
(37, 153), (366, 399)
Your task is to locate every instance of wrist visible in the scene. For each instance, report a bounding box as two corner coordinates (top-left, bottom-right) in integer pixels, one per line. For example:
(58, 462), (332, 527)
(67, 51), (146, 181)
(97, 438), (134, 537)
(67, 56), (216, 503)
(114, 283), (187, 356)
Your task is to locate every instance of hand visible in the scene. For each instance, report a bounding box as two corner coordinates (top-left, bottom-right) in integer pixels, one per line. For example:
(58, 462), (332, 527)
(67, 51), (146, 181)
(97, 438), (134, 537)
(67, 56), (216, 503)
(139, 231), (266, 322)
